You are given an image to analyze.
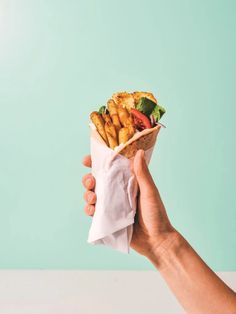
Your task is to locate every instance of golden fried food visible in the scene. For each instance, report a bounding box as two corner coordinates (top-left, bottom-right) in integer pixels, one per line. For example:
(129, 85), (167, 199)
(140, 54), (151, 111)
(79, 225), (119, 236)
(118, 127), (130, 144)
(90, 111), (108, 144)
(111, 114), (121, 132)
(112, 92), (135, 111)
(107, 99), (118, 116)
(104, 121), (118, 149)
(118, 126), (135, 144)
(117, 107), (130, 127)
(132, 91), (157, 105)
(127, 124), (135, 138)
(102, 113), (112, 123)
(124, 115), (134, 127)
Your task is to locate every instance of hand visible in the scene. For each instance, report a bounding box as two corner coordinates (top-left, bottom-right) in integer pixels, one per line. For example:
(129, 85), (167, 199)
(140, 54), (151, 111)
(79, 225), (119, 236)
(83, 152), (236, 314)
(82, 150), (177, 259)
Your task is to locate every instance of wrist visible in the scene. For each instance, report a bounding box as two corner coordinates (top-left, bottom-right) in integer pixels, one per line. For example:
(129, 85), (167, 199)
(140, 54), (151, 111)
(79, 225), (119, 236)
(147, 230), (185, 270)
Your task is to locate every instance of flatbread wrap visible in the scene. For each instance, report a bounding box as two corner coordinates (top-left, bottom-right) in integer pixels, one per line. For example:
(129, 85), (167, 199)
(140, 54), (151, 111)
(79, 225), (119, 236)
(90, 91), (165, 159)
(87, 91), (166, 253)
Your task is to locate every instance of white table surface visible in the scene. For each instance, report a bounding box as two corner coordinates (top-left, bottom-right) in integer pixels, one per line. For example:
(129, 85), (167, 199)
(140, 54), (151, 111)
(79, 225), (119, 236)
(0, 271), (235, 314)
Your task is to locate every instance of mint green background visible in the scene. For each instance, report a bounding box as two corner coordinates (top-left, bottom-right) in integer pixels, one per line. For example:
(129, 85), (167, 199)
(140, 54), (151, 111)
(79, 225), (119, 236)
(0, 0), (235, 270)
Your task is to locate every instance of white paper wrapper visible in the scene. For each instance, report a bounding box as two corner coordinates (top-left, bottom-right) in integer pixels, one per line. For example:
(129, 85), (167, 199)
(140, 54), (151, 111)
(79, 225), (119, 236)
(87, 127), (156, 253)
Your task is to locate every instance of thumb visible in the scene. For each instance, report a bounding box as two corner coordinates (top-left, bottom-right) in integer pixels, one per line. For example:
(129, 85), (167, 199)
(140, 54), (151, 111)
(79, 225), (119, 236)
(133, 149), (157, 194)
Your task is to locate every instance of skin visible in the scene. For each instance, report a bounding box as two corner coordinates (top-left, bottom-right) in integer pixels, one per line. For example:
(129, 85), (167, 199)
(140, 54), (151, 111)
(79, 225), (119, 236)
(82, 150), (236, 314)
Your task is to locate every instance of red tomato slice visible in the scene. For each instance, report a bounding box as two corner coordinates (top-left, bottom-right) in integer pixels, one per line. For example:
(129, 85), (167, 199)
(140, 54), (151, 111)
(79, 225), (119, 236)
(131, 108), (152, 130)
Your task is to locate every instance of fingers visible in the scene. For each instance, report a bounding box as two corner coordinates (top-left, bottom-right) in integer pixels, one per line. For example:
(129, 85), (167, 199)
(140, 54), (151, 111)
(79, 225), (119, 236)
(84, 204), (95, 216)
(82, 155), (92, 168)
(82, 174), (95, 190)
(83, 190), (97, 205)
(83, 190), (96, 217)
(133, 149), (157, 195)
(82, 155), (96, 217)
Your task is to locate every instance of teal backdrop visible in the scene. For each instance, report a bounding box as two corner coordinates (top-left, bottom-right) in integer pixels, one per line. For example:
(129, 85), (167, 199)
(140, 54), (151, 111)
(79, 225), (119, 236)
(0, 0), (235, 270)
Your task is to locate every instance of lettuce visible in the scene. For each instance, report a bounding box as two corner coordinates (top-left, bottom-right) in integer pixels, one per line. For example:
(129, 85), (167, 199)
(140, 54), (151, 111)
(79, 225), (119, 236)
(136, 97), (156, 116)
(152, 104), (166, 122)
(136, 97), (166, 122)
(98, 106), (106, 114)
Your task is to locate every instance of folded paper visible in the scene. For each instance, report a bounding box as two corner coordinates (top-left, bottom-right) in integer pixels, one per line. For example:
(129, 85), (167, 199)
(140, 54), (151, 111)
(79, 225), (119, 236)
(87, 126), (158, 253)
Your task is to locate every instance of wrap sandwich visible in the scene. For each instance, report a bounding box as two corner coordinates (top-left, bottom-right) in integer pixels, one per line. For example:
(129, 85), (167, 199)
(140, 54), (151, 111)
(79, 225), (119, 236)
(90, 91), (166, 158)
(87, 91), (166, 253)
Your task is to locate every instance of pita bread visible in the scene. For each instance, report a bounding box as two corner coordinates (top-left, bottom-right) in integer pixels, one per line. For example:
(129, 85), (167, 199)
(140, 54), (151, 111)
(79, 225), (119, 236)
(116, 125), (161, 159)
(90, 124), (161, 159)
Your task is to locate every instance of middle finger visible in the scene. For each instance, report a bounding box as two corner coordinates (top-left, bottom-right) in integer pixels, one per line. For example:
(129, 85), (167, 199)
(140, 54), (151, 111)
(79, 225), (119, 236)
(82, 174), (95, 190)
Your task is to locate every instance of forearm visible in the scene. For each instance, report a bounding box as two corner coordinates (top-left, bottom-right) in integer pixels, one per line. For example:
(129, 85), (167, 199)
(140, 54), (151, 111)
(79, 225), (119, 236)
(148, 232), (236, 314)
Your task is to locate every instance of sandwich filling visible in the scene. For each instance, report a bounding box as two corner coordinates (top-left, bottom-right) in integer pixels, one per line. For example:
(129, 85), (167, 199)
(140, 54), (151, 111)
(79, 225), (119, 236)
(90, 91), (165, 150)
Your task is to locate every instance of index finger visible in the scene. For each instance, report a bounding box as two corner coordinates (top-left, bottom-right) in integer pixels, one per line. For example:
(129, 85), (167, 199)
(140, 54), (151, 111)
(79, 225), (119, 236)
(82, 155), (92, 168)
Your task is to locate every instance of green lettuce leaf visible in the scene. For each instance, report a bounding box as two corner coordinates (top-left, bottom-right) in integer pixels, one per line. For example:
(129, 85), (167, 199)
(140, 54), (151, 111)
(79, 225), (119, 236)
(152, 104), (166, 122)
(136, 97), (166, 122)
(98, 106), (106, 114)
(136, 97), (156, 116)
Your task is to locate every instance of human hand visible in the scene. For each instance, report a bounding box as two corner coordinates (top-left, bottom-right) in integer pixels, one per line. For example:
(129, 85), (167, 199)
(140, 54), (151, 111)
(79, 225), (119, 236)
(82, 150), (177, 259)
(83, 153), (236, 314)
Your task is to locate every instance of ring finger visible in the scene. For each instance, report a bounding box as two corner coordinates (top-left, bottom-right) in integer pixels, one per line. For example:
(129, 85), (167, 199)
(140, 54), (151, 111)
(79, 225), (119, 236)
(83, 190), (97, 205)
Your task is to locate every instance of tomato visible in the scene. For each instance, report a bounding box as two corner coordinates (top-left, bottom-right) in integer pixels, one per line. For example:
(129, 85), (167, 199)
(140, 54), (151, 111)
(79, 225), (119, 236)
(131, 108), (152, 130)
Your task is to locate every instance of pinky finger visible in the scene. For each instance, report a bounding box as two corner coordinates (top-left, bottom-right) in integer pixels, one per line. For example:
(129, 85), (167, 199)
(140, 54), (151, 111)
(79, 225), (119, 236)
(84, 204), (95, 216)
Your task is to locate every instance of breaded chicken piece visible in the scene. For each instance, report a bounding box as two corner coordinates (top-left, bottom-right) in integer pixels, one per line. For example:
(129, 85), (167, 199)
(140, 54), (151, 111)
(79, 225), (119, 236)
(132, 91), (157, 104)
(112, 91), (157, 112)
(111, 92), (135, 111)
